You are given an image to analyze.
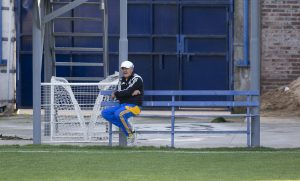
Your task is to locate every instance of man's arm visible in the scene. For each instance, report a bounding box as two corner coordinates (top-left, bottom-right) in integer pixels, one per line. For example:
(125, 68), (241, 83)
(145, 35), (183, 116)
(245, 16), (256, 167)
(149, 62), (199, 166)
(111, 79), (121, 99)
(114, 77), (142, 98)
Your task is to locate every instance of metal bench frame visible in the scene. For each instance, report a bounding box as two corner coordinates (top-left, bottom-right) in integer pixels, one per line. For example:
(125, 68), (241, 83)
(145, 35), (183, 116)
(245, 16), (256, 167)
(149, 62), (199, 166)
(101, 90), (260, 147)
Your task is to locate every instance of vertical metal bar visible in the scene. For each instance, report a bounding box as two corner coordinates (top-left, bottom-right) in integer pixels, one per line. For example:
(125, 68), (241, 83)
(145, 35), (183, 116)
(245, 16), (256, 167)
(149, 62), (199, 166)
(6, 0), (13, 105)
(16, 0), (22, 108)
(50, 1), (56, 76)
(109, 122), (112, 146)
(250, 0), (261, 147)
(0, 0), (2, 65)
(177, 0), (180, 36)
(178, 43), (183, 101)
(70, 4), (75, 80)
(176, 35), (180, 55)
(43, 0), (52, 82)
(228, 0), (234, 92)
(243, 0), (249, 65)
(159, 55), (164, 70)
(119, 0), (128, 64)
(103, 0), (109, 77)
(246, 96), (250, 147)
(150, 0), (154, 98)
(119, 0), (128, 146)
(50, 84), (54, 141)
(171, 96), (175, 148)
(43, 1), (53, 136)
(178, 3), (183, 92)
(32, 0), (43, 144)
(229, 1), (234, 112)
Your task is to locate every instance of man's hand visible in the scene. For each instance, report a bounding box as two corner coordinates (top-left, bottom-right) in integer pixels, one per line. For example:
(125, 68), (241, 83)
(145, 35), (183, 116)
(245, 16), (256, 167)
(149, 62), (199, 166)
(132, 90), (141, 96)
(111, 92), (116, 99)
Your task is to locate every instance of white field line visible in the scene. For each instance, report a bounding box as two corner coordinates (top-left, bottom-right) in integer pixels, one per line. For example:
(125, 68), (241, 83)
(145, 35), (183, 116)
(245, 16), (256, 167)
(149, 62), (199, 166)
(0, 150), (300, 154)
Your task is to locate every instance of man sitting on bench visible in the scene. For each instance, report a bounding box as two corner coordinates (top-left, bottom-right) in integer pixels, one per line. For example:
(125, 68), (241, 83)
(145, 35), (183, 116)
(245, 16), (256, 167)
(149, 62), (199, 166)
(101, 60), (144, 143)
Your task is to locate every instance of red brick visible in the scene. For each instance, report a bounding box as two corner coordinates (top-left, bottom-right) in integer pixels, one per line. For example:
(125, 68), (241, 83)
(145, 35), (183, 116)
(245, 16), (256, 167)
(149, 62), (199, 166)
(291, 22), (300, 25)
(261, 0), (300, 92)
(272, 9), (285, 12)
(277, 5), (291, 8)
(279, 13), (292, 16)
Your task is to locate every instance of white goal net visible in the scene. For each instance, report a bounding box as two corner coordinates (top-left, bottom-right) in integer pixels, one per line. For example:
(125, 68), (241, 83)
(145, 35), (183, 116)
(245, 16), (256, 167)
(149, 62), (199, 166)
(41, 72), (119, 142)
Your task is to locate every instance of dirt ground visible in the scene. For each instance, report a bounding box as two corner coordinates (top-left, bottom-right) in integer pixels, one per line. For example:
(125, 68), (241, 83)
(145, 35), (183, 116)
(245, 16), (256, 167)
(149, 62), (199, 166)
(261, 76), (300, 117)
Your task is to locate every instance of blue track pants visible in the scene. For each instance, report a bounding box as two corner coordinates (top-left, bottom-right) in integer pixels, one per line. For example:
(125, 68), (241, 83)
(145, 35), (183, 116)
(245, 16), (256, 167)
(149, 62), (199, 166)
(101, 103), (140, 136)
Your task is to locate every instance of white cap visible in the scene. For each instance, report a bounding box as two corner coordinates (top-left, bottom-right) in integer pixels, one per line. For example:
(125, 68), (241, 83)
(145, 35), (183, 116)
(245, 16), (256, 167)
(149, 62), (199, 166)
(120, 60), (134, 69)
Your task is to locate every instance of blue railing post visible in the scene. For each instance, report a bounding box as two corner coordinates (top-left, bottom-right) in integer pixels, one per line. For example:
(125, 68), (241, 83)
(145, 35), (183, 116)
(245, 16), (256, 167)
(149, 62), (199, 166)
(171, 96), (175, 148)
(246, 95), (251, 147)
(109, 122), (112, 146)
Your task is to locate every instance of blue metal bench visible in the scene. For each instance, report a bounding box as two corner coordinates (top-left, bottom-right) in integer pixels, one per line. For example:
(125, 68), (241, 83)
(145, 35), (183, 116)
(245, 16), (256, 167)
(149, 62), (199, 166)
(100, 90), (260, 147)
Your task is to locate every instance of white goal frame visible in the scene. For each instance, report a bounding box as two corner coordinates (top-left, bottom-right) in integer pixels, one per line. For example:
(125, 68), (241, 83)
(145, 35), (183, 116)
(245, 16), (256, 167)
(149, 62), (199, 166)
(41, 73), (119, 142)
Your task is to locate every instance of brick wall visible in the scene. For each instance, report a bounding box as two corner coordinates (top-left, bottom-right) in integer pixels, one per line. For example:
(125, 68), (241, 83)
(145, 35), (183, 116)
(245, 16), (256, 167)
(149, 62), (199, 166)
(261, 0), (300, 92)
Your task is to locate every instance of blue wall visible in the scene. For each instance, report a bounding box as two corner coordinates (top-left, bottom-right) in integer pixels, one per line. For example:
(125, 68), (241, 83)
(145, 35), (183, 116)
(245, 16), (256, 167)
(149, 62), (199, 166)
(0, 0), (3, 65)
(17, 0), (233, 108)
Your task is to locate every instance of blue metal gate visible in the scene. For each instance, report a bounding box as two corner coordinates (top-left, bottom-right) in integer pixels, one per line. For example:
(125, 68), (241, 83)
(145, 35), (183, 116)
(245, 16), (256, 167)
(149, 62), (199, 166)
(180, 3), (232, 101)
(17, 0), (233, 108)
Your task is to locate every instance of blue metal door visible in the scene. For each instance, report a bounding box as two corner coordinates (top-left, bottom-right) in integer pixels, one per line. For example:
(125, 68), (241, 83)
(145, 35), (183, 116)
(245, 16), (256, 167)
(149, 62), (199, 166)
(179, 3), (232, 101)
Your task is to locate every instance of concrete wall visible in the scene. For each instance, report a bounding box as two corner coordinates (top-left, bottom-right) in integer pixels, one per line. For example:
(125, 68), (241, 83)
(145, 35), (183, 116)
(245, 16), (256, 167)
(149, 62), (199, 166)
(234, 0), (300, 94)
(233, 0), (251, 92)
(261, 0), (300, 92)
(0, 0), (16, 112)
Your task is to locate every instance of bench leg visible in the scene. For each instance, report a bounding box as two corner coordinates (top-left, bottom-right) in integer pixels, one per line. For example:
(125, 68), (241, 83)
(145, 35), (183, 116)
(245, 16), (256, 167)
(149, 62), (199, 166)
(109, 122), (112, 146)
(247, 116), (251, 147)
(246, 98), (251, 147)
(171, 105), (175, 148)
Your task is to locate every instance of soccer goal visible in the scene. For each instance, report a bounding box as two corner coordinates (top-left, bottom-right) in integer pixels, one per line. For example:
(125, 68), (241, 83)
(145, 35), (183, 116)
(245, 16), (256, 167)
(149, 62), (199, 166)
(41, 72), (119, 142)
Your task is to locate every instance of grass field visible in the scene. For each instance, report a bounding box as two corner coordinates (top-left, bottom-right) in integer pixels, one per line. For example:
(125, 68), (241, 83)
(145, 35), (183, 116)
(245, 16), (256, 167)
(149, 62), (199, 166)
(0, 145), (300, 181)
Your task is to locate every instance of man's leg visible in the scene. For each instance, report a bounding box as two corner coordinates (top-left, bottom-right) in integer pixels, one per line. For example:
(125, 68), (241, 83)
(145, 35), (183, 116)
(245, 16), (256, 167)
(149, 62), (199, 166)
(114, 105), (135, 137)
(101, 105), (124, 128)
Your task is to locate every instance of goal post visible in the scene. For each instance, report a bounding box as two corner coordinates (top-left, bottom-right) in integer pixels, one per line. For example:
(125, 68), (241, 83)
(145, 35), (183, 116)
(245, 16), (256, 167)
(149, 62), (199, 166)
(41, 72), (119, 142)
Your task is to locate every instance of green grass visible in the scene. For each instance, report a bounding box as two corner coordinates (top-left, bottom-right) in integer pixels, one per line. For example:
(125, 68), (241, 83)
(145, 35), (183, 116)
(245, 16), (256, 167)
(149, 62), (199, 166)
(0, 145), (300, 181)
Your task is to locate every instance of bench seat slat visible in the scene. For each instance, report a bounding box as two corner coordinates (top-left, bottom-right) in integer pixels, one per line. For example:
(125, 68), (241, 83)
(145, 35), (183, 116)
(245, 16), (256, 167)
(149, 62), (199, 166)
(100, 90), (259, 96)
(111, 130), (247, 134)
(135, 114), (258, 118)
(101, 101), (259, 107)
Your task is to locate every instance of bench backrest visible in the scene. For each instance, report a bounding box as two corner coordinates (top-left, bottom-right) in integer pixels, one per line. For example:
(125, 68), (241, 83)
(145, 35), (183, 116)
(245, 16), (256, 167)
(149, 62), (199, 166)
(100, 90), (259, 108)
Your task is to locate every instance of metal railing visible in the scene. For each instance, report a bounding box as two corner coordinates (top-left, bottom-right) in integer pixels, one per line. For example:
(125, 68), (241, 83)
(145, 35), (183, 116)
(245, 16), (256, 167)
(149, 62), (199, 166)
(101, 90), (260, 147)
